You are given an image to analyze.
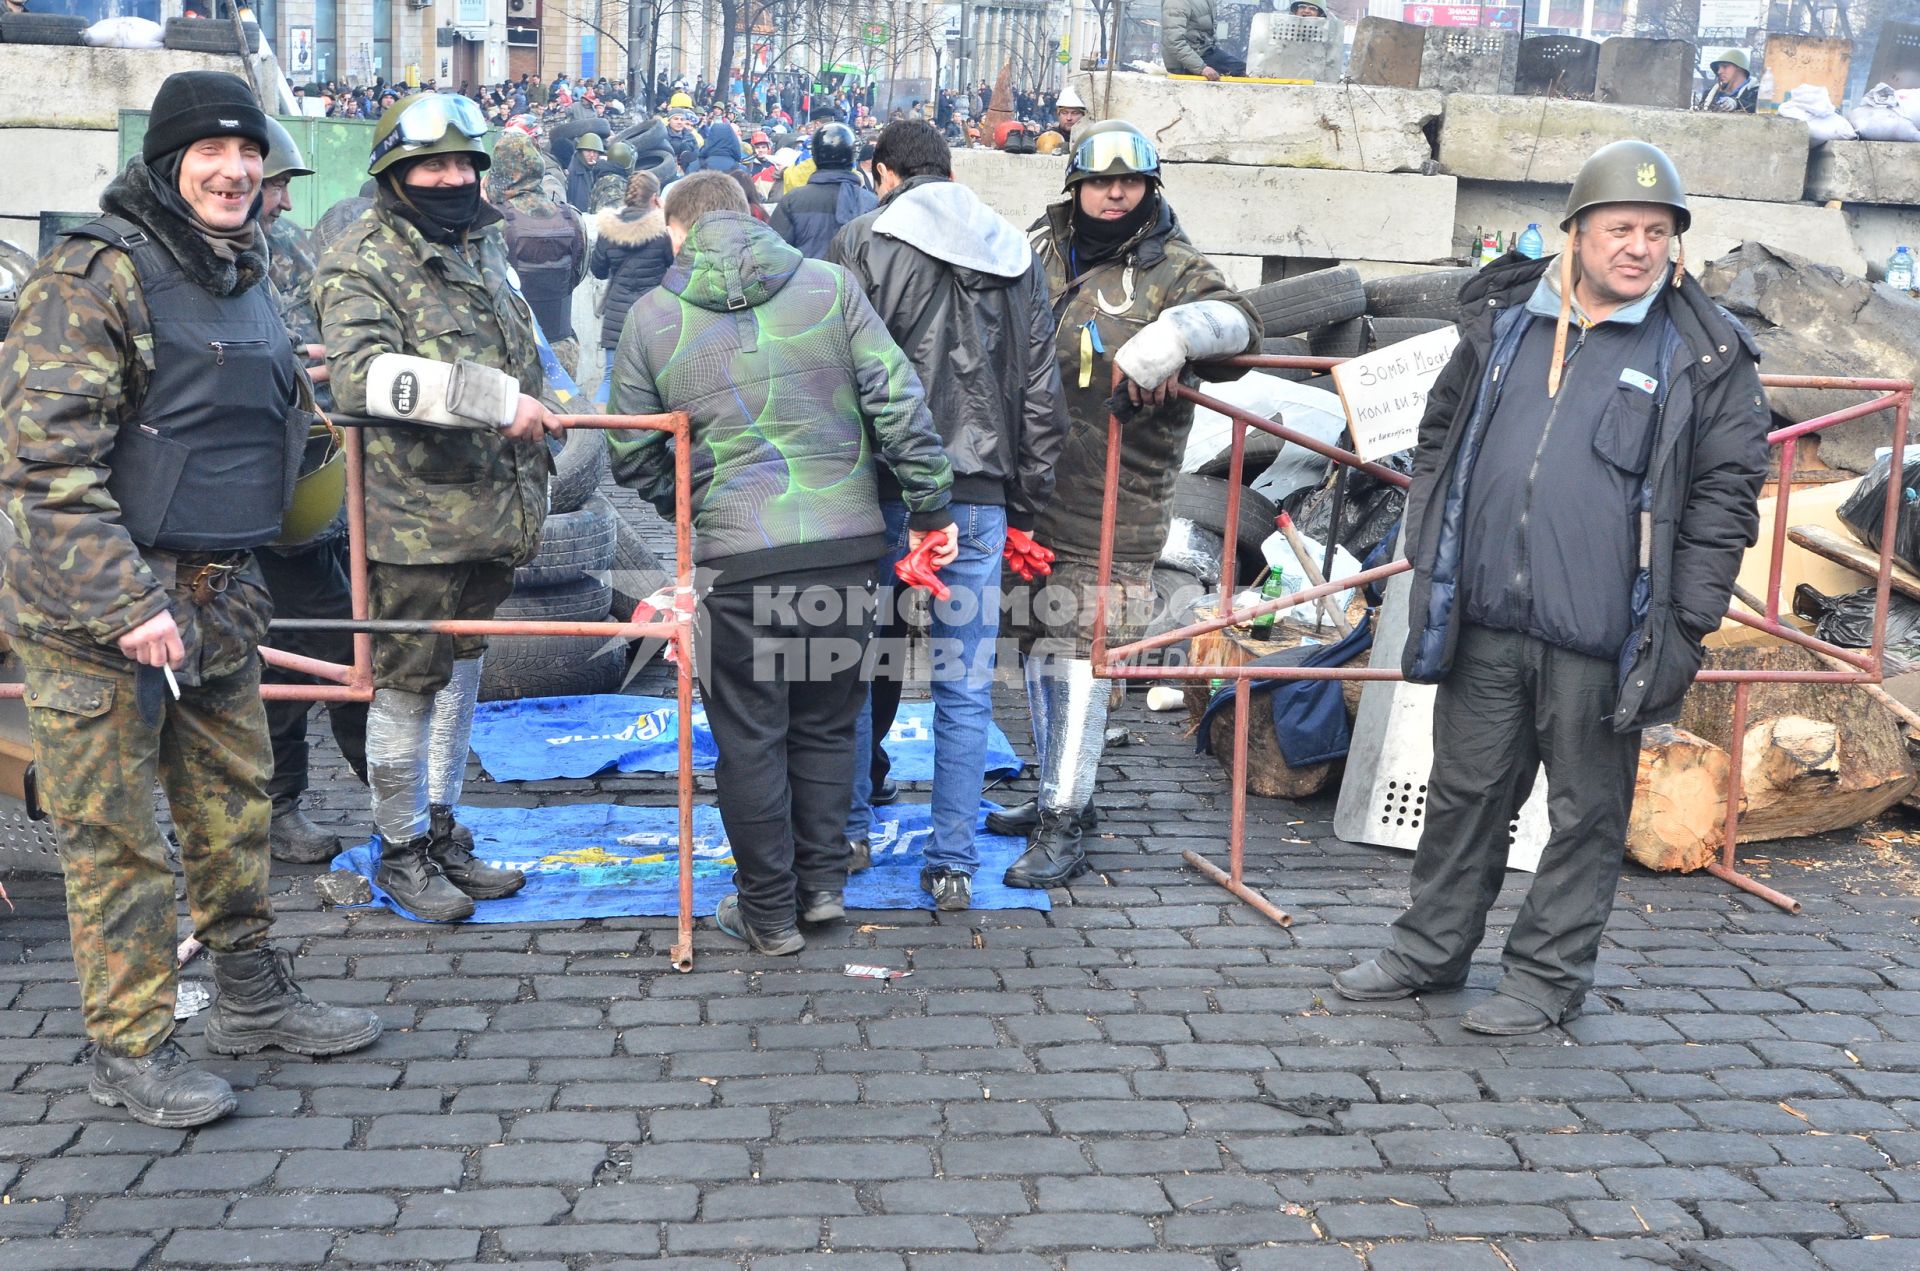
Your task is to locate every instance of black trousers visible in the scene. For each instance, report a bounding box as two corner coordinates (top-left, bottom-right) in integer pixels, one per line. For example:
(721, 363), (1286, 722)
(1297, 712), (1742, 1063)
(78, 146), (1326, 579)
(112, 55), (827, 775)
(1376, 625), (1641, 1019)
(696, 563), (875, 933)
(256, 535), (368, 806)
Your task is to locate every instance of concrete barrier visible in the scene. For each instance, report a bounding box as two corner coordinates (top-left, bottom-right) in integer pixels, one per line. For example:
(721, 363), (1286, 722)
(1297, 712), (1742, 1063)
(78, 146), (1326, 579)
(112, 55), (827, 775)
(1438, 94), (1811, 205)
(1808, 141), (1920, 207)
(949, 150), (1458, 263)
(0, 46), (242, 131)
(0, 130), (120, 233)
(1068, 72), (1440, 174)
(1453, 179), (1868, 277)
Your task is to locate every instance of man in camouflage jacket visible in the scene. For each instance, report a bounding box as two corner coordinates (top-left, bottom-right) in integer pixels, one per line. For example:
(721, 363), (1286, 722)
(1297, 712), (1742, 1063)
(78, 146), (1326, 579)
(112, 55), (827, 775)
(313, 94), (559, 922)
(0, 71), (381, 1129)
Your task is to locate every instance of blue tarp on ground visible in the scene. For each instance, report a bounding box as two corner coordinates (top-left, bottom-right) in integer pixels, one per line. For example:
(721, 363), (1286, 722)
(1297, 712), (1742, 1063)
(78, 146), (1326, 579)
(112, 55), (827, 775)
(469, 694), (1024, 784)
(328, 799), (1049, 923)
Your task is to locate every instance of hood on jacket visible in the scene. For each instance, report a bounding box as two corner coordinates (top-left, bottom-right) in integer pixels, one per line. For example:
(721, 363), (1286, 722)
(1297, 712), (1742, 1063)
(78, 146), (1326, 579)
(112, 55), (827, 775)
(694, 122), (744, 173)
(489, 132), (547, 207)
(874, 175), (1030, 279)
(595, 205), (668, 246)
(100, 155), (267, 297)
(662, 211), (800, 313)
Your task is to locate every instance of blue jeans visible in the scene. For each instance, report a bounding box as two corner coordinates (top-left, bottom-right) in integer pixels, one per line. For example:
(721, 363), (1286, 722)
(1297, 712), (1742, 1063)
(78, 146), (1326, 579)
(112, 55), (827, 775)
(594, 346), (616, 407)
(846, 501), (1005, 875)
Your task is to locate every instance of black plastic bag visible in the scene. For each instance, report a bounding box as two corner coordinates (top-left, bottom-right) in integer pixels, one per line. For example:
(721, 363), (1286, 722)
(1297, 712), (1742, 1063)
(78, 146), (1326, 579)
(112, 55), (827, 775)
(1837, 453), (1920, 574)
(1793, 582), (1920, 670)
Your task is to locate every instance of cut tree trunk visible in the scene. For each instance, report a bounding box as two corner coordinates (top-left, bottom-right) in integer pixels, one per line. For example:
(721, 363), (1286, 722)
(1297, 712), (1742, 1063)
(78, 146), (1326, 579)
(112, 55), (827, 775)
(1679, 645), (1917, 841)
(1628, 724), (1731, 873)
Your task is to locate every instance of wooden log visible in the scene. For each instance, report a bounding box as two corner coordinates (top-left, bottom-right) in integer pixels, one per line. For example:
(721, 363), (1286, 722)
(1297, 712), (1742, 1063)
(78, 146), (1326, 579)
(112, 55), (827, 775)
(1627, 724), (1731, 873)
(1200, 692), (1336, 799)
(1679, 644), (1918, 841)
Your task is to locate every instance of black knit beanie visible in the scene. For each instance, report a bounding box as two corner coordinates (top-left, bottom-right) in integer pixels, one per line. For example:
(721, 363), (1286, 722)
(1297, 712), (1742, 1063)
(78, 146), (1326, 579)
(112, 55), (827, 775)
(143, 71), (271, 164)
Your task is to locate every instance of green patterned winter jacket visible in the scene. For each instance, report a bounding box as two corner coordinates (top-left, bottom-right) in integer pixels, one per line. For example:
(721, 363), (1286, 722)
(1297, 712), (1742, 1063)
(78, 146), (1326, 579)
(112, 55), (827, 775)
(607, 211), (953, 583)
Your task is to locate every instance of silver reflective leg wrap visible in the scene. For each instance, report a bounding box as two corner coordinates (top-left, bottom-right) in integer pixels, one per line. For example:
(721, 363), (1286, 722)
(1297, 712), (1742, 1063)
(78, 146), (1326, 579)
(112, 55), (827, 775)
(1037, 658), (1108, 816)
(1023, 651), (1054, 780)
(366, 688), (433, 843)
(426, 657), (483, 810)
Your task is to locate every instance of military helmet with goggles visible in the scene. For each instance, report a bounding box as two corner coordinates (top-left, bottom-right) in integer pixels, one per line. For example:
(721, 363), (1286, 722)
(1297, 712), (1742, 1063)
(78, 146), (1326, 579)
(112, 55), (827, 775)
(369, 92), (491, 177)
(1064, 120), (1160, 188)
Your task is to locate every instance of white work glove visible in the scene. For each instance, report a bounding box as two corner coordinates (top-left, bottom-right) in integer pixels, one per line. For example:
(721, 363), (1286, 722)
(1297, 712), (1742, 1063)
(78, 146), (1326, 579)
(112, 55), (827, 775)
(366, 353), (521, 430)
(1113, 300), (1252, 390)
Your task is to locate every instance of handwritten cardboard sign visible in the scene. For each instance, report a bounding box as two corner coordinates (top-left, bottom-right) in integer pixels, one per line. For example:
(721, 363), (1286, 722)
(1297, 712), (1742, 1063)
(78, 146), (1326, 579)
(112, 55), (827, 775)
(1331, 325), (1461, 462)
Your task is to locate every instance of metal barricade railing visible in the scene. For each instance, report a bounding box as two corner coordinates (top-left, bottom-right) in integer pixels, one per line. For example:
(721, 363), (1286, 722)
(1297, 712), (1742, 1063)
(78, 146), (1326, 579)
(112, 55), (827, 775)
(1089, 355), (1914, 923)
(1, 411), (705, 972)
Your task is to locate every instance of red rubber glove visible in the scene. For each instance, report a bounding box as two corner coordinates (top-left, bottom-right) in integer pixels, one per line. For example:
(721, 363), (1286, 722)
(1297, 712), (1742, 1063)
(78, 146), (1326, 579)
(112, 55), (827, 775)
(1003, 527), (1055, 581)
(894, 528), (952, 601)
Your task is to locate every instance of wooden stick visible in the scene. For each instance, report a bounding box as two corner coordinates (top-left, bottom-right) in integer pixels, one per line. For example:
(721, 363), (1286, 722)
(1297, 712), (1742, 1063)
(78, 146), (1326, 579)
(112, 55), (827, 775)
(1277, 513), (1353, 635)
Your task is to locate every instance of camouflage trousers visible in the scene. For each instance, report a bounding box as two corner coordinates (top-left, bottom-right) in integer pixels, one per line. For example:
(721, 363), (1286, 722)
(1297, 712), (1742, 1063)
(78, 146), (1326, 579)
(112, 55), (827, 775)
(17, 642), (273, 1058)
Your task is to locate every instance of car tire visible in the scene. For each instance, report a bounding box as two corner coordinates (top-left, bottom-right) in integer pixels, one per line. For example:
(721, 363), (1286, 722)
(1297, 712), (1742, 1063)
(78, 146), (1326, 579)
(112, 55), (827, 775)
(1, 13), (88, 44)
(547, 427), (608, 514)
(496, 575), (614, 623)
(1243, 267), (1366, 338)
(1308, 316), (1369, 359)
(1362, 267), (1476, 322)
(515, 493), (617, 589)
(478, 633), (627, 702)
(1171, 474), (1279, 569)
(1368, 316), (1454, 349)
(1253, 335), (1312, 382)
(161, 16), (261, 53)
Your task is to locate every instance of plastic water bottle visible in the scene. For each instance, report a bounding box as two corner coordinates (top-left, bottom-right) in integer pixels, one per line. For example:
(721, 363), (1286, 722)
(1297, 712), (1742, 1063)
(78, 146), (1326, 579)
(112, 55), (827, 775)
(1517, 223), (1544, 260)
(1757, 66), (1777, 114)
(1889, 246), (1917, 292)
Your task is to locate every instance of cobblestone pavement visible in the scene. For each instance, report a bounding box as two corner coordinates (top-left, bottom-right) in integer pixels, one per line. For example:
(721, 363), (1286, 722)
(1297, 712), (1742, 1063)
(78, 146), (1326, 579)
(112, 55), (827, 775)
(5, 684), (1920, 1271)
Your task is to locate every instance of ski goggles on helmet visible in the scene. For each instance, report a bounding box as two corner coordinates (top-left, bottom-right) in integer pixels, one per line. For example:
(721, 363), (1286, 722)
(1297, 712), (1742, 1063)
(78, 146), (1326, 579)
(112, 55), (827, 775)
(371, 93), (490, 170)
(1067, 131), (1161, 182)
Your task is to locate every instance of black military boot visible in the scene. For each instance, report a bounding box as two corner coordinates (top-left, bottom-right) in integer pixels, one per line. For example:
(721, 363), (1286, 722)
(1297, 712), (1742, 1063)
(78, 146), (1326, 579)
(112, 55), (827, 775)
(1001, 809), (1091, 889)
(269, 800), (342, 864)
(90, 1038), (236, 1128)
(428, 805), (525, 900)
(984, 799), (1098, 838)
(203, 947), (383, 1057)
(373, 834), (475, 922)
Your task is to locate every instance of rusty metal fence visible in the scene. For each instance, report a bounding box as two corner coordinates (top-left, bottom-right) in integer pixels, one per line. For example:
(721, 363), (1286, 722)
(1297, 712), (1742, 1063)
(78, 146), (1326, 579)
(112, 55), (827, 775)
(1089, 355), (1915, 923)
(0, 411), (706, 972)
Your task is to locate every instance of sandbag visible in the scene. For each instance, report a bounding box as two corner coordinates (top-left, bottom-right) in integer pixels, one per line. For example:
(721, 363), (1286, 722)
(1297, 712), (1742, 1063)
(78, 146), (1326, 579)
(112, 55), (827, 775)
(1780, 83), (1858, 144)
(83, 16), (163, 47)
(1850, 84), (1920, 143)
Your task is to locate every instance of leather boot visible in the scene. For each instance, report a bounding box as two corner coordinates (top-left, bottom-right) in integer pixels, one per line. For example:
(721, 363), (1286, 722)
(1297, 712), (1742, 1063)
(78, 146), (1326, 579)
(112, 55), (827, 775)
(427, 805), (525, 900)
(269, 801), (342, 864)
(203, 947), (384, 1057)
(1001, 810), (1090, 889)
(984, 799), (1098, 838)
(374, 834), (475, 922)
(89, 1039), (236, 1128)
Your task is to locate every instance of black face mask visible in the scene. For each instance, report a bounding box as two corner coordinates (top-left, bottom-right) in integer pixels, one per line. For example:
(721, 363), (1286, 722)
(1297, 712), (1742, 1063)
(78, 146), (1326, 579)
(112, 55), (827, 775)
(385, 177), (485, 243)
(1071, 190), (1157, 266)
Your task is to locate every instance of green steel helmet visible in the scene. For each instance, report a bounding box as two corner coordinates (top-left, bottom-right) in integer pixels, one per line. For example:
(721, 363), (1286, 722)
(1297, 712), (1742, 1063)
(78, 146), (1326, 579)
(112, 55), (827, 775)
(1709, 48), (1751, 74)
(368, 92), (491, 177)
(1063, 119), (1161, 188)
(606, 139), (636, 169)
(1561, 139), (1690, 233)
(262, 116), (313, 181)
(575, 130), (605, 153)
(275, 421), (346, 547)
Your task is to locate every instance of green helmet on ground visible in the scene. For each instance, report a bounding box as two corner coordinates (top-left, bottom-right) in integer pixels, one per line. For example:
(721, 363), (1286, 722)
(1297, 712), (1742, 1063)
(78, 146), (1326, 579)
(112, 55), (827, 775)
(368, 92), (492, 177)
(1063, 119), (1161, 188)
(262, 116), (313, 181)
(1561, 139), (1690, 233)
